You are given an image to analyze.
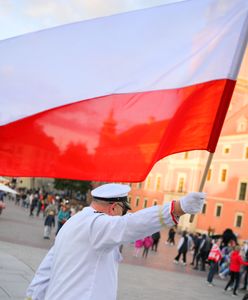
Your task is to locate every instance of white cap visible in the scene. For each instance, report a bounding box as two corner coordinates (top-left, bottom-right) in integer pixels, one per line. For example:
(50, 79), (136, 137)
(91, 183), (131, 199)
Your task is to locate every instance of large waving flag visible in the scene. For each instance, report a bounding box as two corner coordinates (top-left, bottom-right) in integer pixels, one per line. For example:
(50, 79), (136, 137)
(0, 0), (248, 182)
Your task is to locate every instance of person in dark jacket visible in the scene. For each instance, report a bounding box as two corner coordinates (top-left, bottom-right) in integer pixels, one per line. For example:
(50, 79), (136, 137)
(151, 231), (161, 252)
(222, 228), (237, 248)
(174, 231), (190, 265)
(167, 227), (176, 245)
(44, 211), (55, 239)
(193, 234), (211, 271)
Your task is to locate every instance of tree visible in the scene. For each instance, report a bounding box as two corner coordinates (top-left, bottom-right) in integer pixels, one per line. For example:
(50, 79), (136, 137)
(54, 179), (92, 199)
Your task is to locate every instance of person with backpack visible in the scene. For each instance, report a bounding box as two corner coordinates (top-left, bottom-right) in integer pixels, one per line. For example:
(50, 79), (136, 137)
(194, 234), (211, 271)
(206, 239), (222, 286)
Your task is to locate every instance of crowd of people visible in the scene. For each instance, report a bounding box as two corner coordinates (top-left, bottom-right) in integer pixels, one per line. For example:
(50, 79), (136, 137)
(172, 228), (248, 298)
(4, 188), (84, 239)
(131, 224), (248, 298)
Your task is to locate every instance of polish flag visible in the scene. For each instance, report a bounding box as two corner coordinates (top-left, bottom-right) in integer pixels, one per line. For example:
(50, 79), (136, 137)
(0, 0), (248, 182)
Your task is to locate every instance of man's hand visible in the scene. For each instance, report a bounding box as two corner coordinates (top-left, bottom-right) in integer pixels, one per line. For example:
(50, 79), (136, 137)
(179, 192), (206, 214)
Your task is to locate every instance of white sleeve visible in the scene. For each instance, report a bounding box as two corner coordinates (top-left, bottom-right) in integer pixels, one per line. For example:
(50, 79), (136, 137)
(26, 246), (54, 300)
(89, 202), (178, 251)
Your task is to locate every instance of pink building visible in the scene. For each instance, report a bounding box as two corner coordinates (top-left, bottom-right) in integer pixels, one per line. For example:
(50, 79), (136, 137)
(129, 49), (248, 239)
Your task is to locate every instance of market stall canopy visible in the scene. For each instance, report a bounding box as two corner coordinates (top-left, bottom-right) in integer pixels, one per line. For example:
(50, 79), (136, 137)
(0, 184), (18, 194)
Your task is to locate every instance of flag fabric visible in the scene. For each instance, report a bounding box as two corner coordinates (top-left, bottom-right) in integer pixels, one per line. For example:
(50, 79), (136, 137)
(0, 0), (248, 182)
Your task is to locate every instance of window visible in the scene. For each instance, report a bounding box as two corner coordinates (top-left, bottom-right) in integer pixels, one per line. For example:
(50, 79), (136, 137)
(146, 176), (151, 189)
(135, 197), (140, 207)
(223, 147), (230, 154)
(207, 169), (212, 181)
(143, 199), (148, 208)
(237, 117), (247, 133)
(156, 176), (161, 191)
(128, 197), (132, 204)
(221, 169), (227, 182)
(184, 152), (189, 159)
(202, 203), (207, 214)
(137, 182), (142, 189)
(245, 147), (248, 159)
(239, 182), (247, 201)
(153, 200), (158, 206)
(215, 205), (222, 217)
(235, 214), (243, 228)
(178, 177), (184, 193)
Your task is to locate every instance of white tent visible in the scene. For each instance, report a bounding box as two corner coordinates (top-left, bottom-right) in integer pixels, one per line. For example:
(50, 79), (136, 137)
(0, 184), (18, 194)
(0, 176), (9, 182)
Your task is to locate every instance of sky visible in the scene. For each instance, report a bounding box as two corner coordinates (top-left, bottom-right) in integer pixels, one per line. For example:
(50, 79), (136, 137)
(0, 0), (184, 40)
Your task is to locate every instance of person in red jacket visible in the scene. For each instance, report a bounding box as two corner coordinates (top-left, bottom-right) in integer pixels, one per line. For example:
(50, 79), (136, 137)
(224, 245), (248, 296)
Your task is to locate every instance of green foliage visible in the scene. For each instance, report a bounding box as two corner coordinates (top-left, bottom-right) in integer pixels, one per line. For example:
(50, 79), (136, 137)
(54, 179), (92, 195)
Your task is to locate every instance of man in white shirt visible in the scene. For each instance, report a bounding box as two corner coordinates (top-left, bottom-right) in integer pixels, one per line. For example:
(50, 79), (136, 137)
(26, 183), (205, 300)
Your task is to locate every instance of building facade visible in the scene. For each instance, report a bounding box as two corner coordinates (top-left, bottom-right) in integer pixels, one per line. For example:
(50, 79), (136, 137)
(129, 48), (248, 239)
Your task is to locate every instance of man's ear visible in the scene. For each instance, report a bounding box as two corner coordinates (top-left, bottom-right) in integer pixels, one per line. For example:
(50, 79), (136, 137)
(108, 203), (115, 215)
(111, 203), (116, 212)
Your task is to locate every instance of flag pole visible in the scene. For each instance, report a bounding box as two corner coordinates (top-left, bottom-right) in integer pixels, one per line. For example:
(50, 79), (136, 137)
(189, 152), (214, 223)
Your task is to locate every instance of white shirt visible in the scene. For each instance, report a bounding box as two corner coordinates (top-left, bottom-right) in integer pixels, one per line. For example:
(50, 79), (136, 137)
(26, 203), (177, 300)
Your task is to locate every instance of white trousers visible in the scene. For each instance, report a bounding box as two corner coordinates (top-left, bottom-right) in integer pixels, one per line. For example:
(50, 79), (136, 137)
(44, 225), (52, 238)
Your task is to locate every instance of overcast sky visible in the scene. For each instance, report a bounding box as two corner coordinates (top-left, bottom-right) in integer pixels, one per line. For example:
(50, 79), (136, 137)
(0, 0), (185, 40)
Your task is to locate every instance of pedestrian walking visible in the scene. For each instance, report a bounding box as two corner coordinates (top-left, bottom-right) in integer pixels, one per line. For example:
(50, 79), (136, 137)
(26, 183), (205, 300)
(206, 239), (222, 286)
(55, 203), (70, 235)
(174, 230), (190, 265)
(43, 211), (55, 239)
(194, 234), (211, 271)
(29, 193), (38, 216)
(221, 228), (237, 248)
(36, 194), (43, 217)
(44, 200), (57, 217)
(142, 236), (153, 258)
(151, 231), (161, 251)
(134, 239), (143, 257)
(190, 233), (201, 266)
(218, 243), (231, 280)
(167, 227), (176, 245)
(224, 245), (248, 296)
(240, 241), (248, 291)
(0, 192), (6, 215)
